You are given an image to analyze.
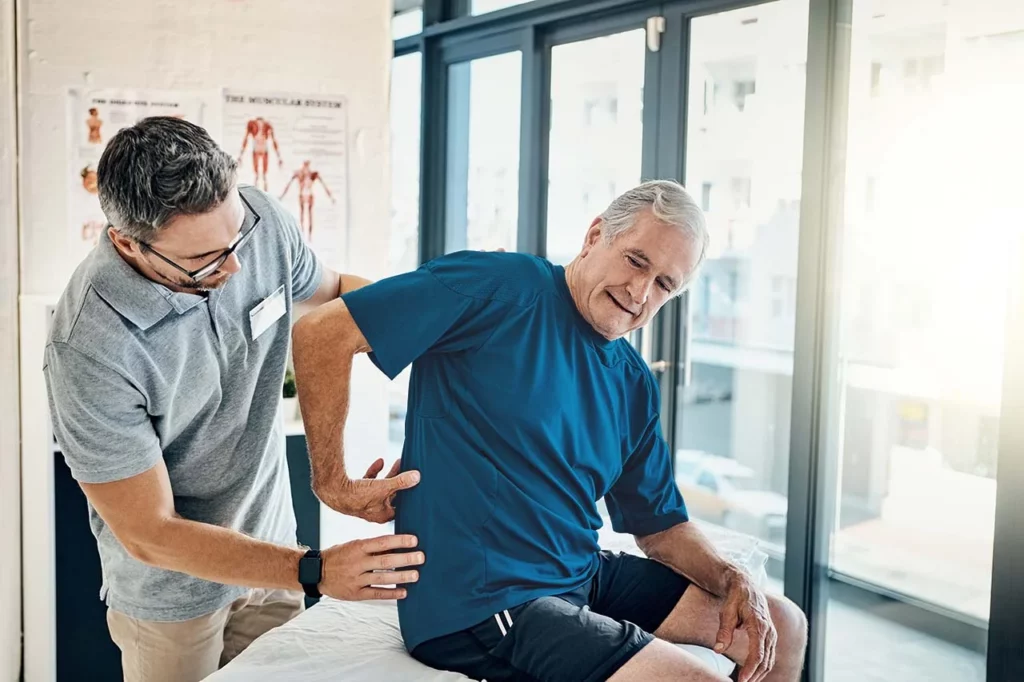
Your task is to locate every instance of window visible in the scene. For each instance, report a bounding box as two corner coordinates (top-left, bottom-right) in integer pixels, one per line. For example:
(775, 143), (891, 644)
(921, 54), (945, 90)
(701, 182), (713, 212)
(903, 57), (919, 82)
(545, 30), (646, 265)
(870, 61), (883, 97)
(733, 79), (756, 111)
(771, 276), (785, 318)
(386, 51), (423, 461)
(730, 176), (752, 209)
(583, 91), (619, 126)
(389, 53), (422, 276)
(727, 271), (739, 304)
(393, 1), (1024, 676)
(900, 54), (946, 94)
(446, 52), (522, 253)
(820, 0), (1024, 677)
(677, 0), (809, 595)
(697, 274), (712, 336)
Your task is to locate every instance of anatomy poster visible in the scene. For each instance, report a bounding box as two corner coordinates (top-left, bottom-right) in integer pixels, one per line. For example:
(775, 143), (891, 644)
(67, 88), (212, 248)
(223, 90), (349, 268)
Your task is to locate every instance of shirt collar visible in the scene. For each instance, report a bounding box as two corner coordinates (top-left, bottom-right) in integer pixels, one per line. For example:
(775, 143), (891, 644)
(89, 230), (206, 331)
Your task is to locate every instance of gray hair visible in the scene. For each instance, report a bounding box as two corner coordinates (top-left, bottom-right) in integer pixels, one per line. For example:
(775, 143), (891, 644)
(97, 117), (237, 243)
(599, 180), (709, 290)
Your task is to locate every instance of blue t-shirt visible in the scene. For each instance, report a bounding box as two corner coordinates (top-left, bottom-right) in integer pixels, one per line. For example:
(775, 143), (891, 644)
(341, 251), (688, 652)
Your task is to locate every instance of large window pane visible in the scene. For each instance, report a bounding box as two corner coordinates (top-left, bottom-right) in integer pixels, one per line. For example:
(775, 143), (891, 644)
(546, 29), (646, 265)
(676, 0), (809, 591)
(387, 52), (423, 460)
(390, 52), (422, 276)
(822, 1), (1024, 679)
(446, 52), (522, 253)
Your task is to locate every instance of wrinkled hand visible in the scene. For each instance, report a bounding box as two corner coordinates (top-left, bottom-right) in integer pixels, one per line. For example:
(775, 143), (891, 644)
(319, 458), (420, 524)
(319, 534), (425, 601)
(715, 573), (776, 682)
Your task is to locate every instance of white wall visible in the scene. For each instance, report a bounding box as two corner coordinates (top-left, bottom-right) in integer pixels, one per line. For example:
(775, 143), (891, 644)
(17, 1), (394, 679)
(0, 0), (22, 679)
(20, 1), (393, 292)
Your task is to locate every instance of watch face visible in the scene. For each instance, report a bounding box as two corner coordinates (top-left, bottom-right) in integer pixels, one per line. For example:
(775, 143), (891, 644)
(298, 556), (321, 585)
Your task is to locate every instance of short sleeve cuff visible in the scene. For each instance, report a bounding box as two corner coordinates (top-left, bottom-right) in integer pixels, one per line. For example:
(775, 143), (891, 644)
(66, 451), (163, 485)
(365, 350), (401, 381)
(614, 508), (689, 538)
(292, 257), (323, 304)
(341, 288), (404, 380)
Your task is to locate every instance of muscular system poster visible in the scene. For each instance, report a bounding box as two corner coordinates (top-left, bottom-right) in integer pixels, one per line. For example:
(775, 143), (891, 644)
(223, 90), (349, 269)
(67, 88), (211, 248)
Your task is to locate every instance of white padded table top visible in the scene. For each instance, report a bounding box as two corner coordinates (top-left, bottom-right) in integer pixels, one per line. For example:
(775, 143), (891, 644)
(208, 525), (765, 681)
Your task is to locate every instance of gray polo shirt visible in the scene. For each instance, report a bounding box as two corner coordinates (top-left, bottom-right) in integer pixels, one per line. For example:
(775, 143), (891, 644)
(43, 185), (323, 622)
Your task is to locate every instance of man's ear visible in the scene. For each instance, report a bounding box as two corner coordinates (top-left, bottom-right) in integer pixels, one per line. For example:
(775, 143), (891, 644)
(580, 219), (603, 258)
(107, 226), (140, 257)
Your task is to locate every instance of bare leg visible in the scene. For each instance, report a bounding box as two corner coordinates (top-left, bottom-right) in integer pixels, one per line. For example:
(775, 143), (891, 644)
(608, 639), (731, 682)
(300, 200), (310, 240)
(260, 153), (269, 191)
(654, 587), (807, 682)
(251, 153), (259, 187)
(307, 195), (315, 240)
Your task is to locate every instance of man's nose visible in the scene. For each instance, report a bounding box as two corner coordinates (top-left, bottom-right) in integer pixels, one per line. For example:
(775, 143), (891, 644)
(626, 276), (653, 306)
(219, 252), (242, 275)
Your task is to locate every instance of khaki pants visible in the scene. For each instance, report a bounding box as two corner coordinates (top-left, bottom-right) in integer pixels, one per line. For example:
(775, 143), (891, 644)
(106, 588), (305, 682)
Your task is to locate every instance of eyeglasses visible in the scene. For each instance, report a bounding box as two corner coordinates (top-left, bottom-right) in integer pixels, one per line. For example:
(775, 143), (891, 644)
(138, 193), (262, 282)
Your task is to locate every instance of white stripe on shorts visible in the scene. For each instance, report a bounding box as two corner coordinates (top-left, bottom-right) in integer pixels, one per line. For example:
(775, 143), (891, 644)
(494, 613), (508, 637)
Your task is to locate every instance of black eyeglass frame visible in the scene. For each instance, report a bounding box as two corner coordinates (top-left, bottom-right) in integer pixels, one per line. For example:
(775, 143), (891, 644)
(133, 192), (262, 282)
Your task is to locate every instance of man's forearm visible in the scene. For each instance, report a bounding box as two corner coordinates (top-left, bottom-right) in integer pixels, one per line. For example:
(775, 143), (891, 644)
(127, 516), (303, 591)
(637, 521), (744, 598)
(292, 303), (363, 498)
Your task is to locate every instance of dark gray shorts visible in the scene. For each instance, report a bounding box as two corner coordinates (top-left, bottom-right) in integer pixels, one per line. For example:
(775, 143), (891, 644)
(411, 551), (692, 682)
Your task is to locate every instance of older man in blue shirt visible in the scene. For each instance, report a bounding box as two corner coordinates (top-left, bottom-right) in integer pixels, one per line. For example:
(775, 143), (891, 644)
(293, 180), (807, 682)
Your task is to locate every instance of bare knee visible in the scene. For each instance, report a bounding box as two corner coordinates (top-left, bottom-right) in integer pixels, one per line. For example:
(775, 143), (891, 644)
(768, 595), (808, 661)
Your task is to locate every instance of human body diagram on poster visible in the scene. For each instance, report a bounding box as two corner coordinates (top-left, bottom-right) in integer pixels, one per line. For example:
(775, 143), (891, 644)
(224, 90), (348, 265)
(238, 116), (283, 192)
(280, 160), (335, 241)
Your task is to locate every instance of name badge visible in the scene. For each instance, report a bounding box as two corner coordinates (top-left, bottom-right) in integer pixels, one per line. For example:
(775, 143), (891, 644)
(249, 285), (287, 340)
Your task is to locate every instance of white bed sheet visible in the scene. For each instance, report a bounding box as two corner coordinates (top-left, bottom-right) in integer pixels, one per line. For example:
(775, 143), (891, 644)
(208, 525), (767, 682)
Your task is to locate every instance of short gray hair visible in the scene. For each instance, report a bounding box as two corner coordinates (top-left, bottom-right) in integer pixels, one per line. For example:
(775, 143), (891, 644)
(599, 180), (709, 289)
(97, 117), (237, 243)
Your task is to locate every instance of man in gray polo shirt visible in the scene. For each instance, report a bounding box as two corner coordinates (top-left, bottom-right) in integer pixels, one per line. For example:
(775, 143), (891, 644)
(43, 117), (423, 682)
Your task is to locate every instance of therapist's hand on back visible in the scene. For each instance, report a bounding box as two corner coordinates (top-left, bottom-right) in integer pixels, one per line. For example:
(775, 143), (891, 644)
(319, 534), (424, 601)
(318, 458), (421, 524)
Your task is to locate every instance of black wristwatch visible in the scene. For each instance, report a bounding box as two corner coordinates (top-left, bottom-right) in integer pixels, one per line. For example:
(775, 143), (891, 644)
(298, 548), (323, 599)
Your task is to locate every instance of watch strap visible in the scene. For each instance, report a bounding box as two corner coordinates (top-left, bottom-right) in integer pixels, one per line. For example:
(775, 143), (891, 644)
(299, 548), (322, 599)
